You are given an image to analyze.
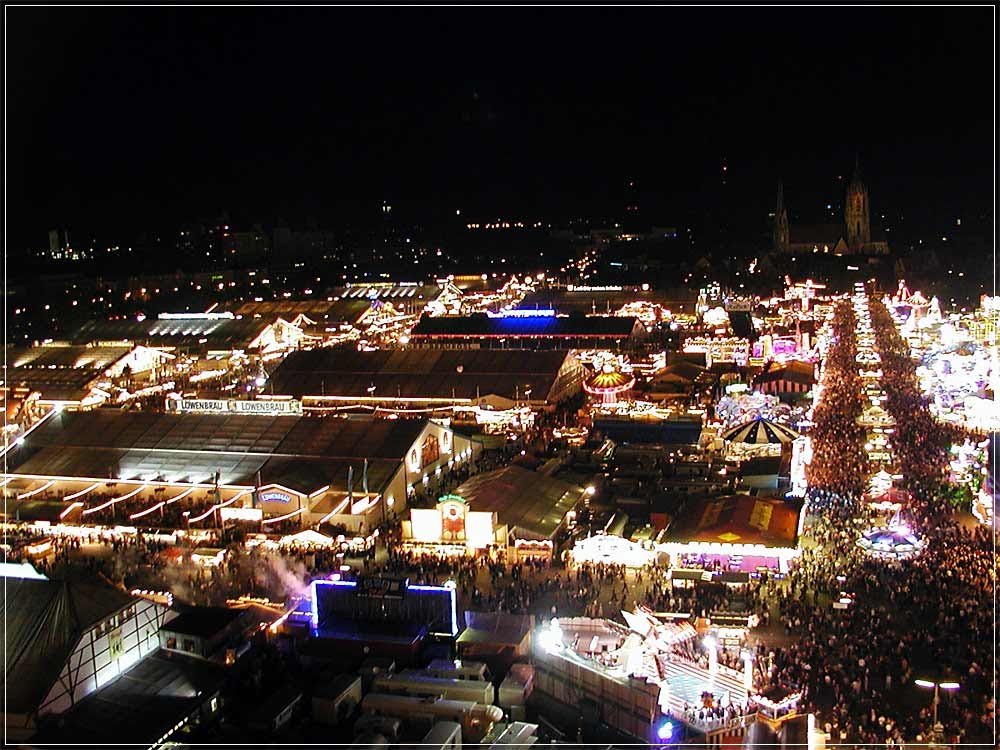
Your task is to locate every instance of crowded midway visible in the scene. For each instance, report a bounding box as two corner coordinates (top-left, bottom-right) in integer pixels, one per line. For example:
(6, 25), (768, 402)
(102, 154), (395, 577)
(3, 278), (996, 749)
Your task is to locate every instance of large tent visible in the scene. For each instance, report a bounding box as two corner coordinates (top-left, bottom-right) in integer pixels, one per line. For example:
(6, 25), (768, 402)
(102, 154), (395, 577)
(721, 417), (799, 445)
(2, 575), (168, 730)
(452, 465), (587, 544)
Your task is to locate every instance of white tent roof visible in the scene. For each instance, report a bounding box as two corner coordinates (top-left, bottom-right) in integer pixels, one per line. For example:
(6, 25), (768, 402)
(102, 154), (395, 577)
(279, 529), (335, 547)
(721, 416), (799, 445)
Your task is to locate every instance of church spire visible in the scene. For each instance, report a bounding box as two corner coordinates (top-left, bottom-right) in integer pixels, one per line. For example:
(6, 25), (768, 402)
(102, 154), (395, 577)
(773, 180), (789, 254)
(845, 154), (870, 251)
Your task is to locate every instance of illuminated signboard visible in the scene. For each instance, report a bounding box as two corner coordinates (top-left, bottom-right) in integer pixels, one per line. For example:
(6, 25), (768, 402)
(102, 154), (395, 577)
(260, 490), (293, 504)
(157, 312), (235, 320)
(486, 309), (556, 318)
(438, 494), (468, 543)
(790, 436), (811, 497)
(356, 576), (408, 599)
(169, 399), (303, 416)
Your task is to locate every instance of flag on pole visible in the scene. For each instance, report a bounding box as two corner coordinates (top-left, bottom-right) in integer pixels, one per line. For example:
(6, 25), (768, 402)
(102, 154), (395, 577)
(362, 459), (369, 496)
(347, 464), (354, 510)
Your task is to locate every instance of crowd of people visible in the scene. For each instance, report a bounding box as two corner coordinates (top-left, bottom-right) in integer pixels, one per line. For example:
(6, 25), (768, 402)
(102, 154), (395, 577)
(769, 292), (996, 746)
(869, 298), (972, 510)
(767, 498), (995, 746)
(680, 697), (756, 732)
(806, 300), (871, 496)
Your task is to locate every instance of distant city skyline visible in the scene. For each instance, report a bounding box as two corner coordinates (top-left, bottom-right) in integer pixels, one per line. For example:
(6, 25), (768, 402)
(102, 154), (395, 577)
(7, 7), (993, 254)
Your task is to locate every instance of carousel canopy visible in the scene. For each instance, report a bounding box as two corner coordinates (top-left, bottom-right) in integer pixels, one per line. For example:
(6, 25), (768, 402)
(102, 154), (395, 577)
(721, 417), (799, 445)
(584, 365), (636, 394)
(857, 526), (925, 559)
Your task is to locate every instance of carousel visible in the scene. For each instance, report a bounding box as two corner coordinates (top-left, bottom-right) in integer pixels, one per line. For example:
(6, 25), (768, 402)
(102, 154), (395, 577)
(721, 416), (799, 460)
(584, 363), (636, 406)
(856, 524), (925, 561)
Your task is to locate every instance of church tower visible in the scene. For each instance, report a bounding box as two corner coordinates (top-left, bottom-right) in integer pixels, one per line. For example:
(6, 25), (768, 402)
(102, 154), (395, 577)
(773, 182), (789, 253)
(845, 156), (871, 252)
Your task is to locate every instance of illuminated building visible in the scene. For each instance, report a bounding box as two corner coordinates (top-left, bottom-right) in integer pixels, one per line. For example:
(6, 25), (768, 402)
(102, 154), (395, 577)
(773, 159), (889, 256)
(408, 312), (645, 350)
(963, 295), (1000, 346)
(3, 573), (174, 740)
(592, 410), (704, 445)
(2, 411), (478, 533)
(303, 576), (458, 665)
(515, 285), (697, 317)
(2, 343), (175, 418)
(753, 361), (815, 400)
(265, 348), (584, 412)
(656, 494), (803, 572)
(682, 336), (751, 367)
(783, 279), (827, 312)
(68, 312), (286, 358)
(450, 465), (592, 559)
(402, 493), (501, 554)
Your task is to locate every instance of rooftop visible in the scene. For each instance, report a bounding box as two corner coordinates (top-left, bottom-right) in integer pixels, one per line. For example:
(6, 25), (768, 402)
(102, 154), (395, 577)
(4, 410), (429, 494)
(4, 343), (133, 370)
(33, 650), (225, 746)
(162, 606), (244, 637)
(517, 287), (697, 315)
(453, 465), (586, 540)
(68, 316), (269, 349)
(754, 360), (816, 385)
(664, 494), (802, 548)
(268, 348), (575, 402)
(2, 575), (139, 714)
(410, 313), (642, 339)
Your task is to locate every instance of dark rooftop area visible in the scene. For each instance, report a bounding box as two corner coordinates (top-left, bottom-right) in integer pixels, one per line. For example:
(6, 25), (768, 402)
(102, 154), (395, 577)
(161, 606), (244, 637)
(409, 313), (642, 339)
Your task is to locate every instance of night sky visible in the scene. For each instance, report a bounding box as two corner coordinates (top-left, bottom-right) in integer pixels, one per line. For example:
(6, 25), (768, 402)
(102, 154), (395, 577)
(7, 7), (994, 250)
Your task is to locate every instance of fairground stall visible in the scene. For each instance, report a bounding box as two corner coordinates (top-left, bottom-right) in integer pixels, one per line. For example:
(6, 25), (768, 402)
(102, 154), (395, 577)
(401, 493), (505, 556)
(568, 494), (803, 574)
(657, 495), (803, 573)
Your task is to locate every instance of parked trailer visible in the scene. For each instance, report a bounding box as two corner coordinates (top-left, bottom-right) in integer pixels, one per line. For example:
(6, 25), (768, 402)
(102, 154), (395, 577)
(376, 673), (495, 704)
(423, 659), (492, 682)
(361, 693), (502, 743)
(417, 720), (463, 750)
